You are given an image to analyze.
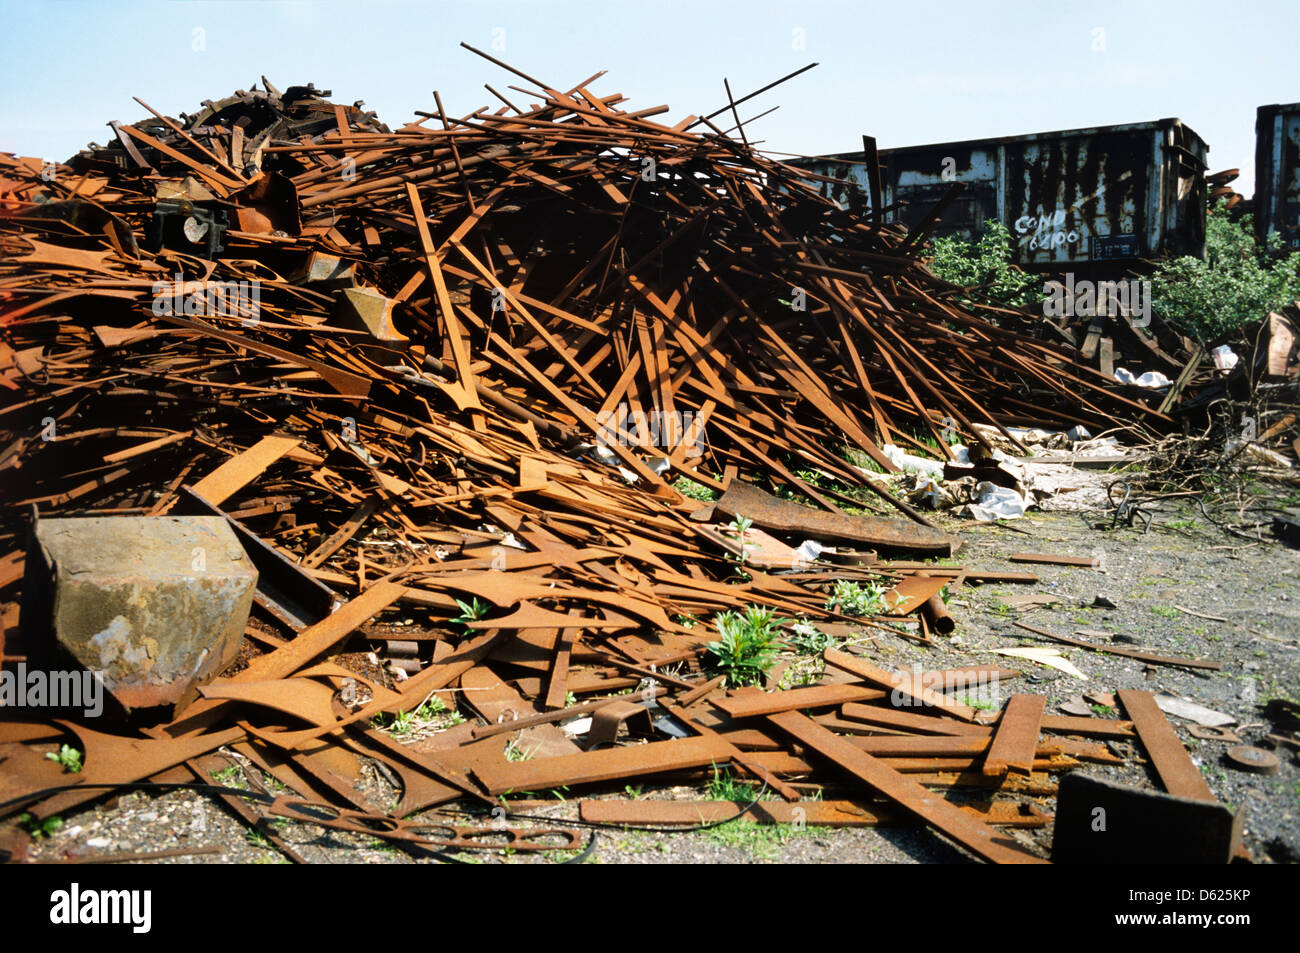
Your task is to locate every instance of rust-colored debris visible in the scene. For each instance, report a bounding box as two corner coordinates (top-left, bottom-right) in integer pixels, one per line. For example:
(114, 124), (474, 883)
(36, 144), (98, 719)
(0, 54), (1229, 863)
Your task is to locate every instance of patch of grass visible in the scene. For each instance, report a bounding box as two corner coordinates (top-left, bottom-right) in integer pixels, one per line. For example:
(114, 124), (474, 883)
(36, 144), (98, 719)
(1166, 519), (1200, 531)
(960, 695), (999, 712)
(210, 764), (245, 789)
(706, 765), (767, 802)
(504, 739), (537, 762)
(1090, 703), (1116, 717)
(1151, 606), (1180, 618)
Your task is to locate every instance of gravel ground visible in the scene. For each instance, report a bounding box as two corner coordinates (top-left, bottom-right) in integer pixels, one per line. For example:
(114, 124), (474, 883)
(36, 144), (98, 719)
(11, 494), (1300, 866)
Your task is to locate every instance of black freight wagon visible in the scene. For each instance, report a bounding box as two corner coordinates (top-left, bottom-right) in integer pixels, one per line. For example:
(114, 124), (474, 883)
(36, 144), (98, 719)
(787, 118), (1209, 276)
(1255, 102), (1300, 251)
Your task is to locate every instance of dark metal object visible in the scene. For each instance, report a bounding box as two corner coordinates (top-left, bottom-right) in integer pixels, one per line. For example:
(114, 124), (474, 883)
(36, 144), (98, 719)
(791, 117), (1208, 273)
(148, 199), (229, 259)
(1225, 746), (1280, 774)
(1255, 102), (1300, 251)
(1052, 774), (1241, 864)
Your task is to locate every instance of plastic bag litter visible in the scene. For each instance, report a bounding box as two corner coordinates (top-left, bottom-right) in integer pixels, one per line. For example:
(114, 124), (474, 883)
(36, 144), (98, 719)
(881, 443), (944, 478)
(1113, 367), (1171, 389)
(1211, 345), (1239, 372)
(958, 481), (1028, 521)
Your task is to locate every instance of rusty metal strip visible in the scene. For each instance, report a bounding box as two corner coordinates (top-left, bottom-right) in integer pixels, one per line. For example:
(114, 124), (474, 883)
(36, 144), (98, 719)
(577, 798), (1049, 828)
(191, 434), (301, 505)
(1117, 689), (1216, 802)
(1013, 621), (1222, 671)
(982, 694), (1046, 776)
(472, 735), (735, 796)
(823, 648), (981, 723)
(767, 711), (1046, 863)
(711, 684), (886, 719)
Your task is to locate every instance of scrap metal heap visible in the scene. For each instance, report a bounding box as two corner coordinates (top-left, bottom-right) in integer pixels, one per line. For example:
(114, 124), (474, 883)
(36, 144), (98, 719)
(0, 56), (1223, 863)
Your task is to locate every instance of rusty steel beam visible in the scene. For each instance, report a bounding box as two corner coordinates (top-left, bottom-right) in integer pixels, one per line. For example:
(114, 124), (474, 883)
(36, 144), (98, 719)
(767, 711), (1047, 864)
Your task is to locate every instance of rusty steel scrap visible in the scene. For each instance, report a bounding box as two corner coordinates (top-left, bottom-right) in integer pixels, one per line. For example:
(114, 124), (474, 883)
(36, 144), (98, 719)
(0, 53), (1213, 863)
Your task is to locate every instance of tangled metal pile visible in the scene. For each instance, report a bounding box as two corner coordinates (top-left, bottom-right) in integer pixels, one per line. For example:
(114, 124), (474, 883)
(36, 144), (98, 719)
(0, 51), (1208, 863)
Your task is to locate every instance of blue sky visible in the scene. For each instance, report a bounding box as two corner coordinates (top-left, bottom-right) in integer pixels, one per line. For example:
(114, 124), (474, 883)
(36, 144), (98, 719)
(1, 0), (1296, 193)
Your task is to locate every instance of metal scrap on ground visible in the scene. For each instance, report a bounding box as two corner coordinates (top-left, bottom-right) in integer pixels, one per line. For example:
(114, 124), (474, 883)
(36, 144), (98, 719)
(0, 51), (1243, 863)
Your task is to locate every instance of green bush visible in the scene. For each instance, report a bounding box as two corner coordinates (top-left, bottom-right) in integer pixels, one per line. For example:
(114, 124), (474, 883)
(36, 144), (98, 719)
(925, 221), (1043, 308)
(706, 605), (785, 687)
(1151, 202), (1300, 342)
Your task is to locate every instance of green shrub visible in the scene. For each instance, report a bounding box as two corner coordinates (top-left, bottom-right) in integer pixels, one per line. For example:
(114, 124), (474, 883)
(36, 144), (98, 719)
(925, 221), (1042, 308)
(706, 605), (785, 687)
(1152, 202), (1300, 342)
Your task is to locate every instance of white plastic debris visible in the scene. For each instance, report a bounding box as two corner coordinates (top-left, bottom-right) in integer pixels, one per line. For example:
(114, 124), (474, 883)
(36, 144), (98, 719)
(793, 539), (828, 564)
(964, 482), (1028, 521)
(881, 444), (944, 478)
(1113, 367), (1172, 389)
(561, 716), (594, 737)
(1211, 345), (1239, 371)
(993, 646), (1087, 679)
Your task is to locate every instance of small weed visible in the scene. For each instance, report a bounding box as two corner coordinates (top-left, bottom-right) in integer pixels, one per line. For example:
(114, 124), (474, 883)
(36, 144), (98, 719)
(504, 739), (537, 762)
(1166, 519), (1200, 532)
(1151, 606), (1180, 618)
(624, 784), (643, 799)
(673, 476), (718, 502)
(674, 613), (699, 629)
(706, 605), (785, 687)
(960, 695), (998, 712)
(1090, 703), (1116, 717)
(824, 580), (887, 617)
(17, 814), (63, 839)
(451, 596), (491, 633)
(45, 744), (82, 773)
(786, 620), (838, 656)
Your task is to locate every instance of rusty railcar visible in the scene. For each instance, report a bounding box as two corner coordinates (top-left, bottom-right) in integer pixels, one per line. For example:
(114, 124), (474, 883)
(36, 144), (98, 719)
(1255, 102), (1300, 251)
(788, 118), (1208, 275)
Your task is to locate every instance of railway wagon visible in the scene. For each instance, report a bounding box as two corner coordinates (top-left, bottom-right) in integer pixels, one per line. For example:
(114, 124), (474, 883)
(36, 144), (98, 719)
(787, 118), (1208, 275)
(1255, 102), (1300, 251)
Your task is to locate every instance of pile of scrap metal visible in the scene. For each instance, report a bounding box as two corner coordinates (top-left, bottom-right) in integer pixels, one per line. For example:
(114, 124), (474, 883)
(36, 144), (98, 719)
(0, 52), (1229, 863)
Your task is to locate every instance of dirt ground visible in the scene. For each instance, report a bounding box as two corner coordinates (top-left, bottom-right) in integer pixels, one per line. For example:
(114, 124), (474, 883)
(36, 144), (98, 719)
(12, 491), (1300, 866)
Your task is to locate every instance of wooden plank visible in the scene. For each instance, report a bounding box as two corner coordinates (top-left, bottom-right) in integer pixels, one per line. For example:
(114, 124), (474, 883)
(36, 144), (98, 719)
(982, 694), (1046, 776)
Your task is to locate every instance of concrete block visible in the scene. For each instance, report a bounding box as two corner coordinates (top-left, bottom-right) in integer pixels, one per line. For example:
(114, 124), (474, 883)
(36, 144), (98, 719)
(23, 516), (257, 710)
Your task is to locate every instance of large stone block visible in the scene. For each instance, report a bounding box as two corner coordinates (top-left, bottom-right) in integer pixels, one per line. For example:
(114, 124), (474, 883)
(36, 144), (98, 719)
(23, 516), (257, 710)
